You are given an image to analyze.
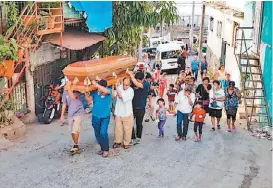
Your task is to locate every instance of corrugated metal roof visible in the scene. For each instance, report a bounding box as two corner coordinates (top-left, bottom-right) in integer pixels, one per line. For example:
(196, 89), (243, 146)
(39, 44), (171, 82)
(45, 29), (107, 50)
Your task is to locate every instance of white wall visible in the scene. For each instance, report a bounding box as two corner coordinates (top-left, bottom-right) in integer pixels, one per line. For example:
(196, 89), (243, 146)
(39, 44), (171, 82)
(206, 6), (246, 88)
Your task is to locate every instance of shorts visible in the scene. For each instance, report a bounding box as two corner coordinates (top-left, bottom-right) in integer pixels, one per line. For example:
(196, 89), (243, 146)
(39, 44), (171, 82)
(226, 109), (237, 120)
(209, 108), (222, 118)
(68, 115), (83, 134)
(169, 101), (175, 105)
(201, 69), (207, 75)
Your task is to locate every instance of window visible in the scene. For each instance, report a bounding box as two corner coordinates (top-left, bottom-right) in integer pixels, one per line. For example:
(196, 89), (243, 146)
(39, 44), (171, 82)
(161, 51), (179, 59)
(217, 21), (222, 38)
(210, 17), (214, 32)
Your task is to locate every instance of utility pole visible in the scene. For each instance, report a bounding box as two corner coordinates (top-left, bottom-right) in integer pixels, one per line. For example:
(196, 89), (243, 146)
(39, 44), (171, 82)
(189, 1), (195, 54)
(198, 3), (206, 60)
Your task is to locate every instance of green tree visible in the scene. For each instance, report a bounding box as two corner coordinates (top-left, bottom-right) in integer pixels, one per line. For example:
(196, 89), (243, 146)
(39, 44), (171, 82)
(5, 2), (19, 29)
(102, 1), (178, 56)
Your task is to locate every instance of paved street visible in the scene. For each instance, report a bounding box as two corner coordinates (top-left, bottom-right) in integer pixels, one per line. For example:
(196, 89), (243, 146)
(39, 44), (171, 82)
(0, 109), (272, 188)
(0, 74), (272, 188)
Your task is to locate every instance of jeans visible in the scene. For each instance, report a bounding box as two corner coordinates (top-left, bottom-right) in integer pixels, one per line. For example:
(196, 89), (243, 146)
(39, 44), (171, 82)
(92, 116), (110, 151)
(192, 69), (198, 80)
(158, 120), (166, 136)
(194, 122), (203, 135)
(177, 111), (189, 137)
(131, 108), (145, 139)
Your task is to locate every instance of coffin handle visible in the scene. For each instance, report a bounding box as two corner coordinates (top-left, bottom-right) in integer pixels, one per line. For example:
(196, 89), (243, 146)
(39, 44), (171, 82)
(73, 77), (79, 85)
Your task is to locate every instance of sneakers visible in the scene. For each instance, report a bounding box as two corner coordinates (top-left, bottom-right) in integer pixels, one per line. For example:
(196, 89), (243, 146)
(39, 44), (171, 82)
(198, 135), (202, 142)
(129, 140), (137, 146)
(217, 125), (221, 129)
(129, 139), (140, 146)
(135, 138), (141, 144)
(194, 136), (199, 142)
(175, 136), (181, 141)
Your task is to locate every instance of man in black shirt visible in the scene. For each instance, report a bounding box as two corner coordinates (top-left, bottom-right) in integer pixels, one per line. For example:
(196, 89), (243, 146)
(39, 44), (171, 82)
(177, 51), (186, 75)
(127, 71), (150, 145)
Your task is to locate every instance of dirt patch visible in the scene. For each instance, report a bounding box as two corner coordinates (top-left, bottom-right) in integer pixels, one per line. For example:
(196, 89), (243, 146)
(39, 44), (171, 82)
(239, 166), (259, 188)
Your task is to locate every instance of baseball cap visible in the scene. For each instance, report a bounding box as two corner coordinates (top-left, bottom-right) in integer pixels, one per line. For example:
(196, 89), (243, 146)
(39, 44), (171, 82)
(139, 63), (144, 70)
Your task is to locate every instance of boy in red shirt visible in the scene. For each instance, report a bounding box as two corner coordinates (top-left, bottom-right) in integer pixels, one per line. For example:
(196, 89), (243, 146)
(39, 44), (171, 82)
(192, 101), (206, 142)
(166, 84), (177, 114)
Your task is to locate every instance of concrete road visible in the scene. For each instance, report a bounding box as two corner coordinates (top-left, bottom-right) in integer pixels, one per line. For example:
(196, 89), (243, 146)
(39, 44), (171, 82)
(0, 112), (272, 188)
(0, 74), (272, 188)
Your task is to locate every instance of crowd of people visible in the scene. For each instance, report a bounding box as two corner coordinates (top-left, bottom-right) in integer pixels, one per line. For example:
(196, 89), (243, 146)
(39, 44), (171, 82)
(60, 52), (241, 157)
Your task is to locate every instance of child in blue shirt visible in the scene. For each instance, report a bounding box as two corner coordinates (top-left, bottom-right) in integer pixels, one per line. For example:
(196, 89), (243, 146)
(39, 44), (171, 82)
(156, 98), (167, 138)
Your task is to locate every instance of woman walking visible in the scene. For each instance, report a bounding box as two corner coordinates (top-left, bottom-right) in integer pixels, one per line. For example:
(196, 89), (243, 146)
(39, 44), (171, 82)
(209, 80), (225, 131)
(216, 65), (226, 88)
(224, 81), (241, 132)
(196, 77), (212, 113)
(175, 86), (196, 140)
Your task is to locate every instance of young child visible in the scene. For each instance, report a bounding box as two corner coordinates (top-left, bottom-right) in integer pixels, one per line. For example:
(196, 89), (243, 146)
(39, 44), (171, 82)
(159, 72), (167, 98)
(156, 98), (167, 138)
(185, 67), (192, 77)
(153, 64), (161, 82)
(192, 101), (206, 142)
(166, 84), (177, 114)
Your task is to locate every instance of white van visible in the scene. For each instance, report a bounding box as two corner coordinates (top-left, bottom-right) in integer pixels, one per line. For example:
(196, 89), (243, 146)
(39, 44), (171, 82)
(149, 37), (170, 48)
(156, 43), (181, 71)
(171, 40), (186, 50)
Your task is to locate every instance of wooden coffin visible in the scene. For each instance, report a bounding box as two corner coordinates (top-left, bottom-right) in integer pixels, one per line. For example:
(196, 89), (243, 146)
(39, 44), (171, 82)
(63, 56), (137, 92)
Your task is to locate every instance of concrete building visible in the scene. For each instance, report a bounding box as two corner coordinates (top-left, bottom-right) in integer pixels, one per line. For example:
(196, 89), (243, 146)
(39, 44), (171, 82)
(205, 2), (244, 87)
(206, 1), (272, 126)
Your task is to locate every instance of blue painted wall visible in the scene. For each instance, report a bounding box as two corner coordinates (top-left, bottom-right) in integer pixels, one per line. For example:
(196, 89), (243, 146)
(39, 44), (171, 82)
(261, 1), (272, 121)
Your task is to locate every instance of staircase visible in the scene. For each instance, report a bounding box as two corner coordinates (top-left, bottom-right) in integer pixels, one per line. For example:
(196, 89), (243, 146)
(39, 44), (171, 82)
(234, 27), (272, 130)
(0, 2), (64, 109)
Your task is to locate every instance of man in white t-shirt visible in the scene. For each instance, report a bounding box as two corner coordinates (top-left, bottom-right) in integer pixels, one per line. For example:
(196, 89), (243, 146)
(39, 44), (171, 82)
(113, 77), (134, 149)
(174, 86), (196, 141)
(209, 80), (225, 131)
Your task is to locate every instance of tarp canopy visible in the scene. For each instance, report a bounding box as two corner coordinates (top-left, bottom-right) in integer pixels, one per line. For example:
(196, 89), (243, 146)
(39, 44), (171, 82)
(70, 1), (112, 33)
(46, 28), (106, 50)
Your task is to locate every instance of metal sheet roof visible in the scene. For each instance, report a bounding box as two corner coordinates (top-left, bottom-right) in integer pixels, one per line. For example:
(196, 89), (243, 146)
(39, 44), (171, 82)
(46, 29), (107, 50)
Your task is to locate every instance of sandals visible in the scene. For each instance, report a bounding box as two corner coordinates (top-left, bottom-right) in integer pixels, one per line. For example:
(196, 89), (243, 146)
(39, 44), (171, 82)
(123, 145), (129, 149)
(175, 136), (181, 141)
(102, 151), (109, 158)
(210, 127), (216, 131)
(97, 151), (103, 155)
(112, 143), (121, 149)
(217, 125), (221, 129)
